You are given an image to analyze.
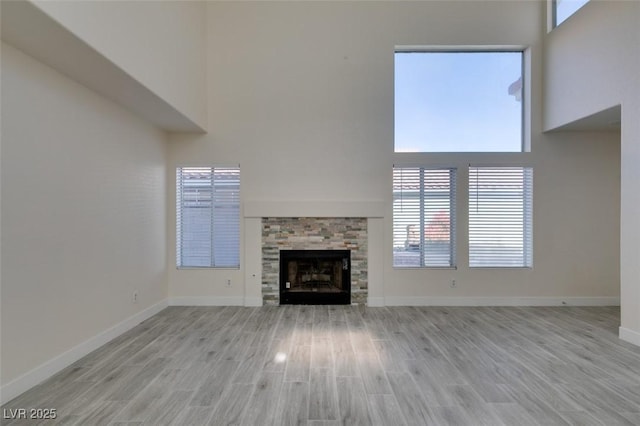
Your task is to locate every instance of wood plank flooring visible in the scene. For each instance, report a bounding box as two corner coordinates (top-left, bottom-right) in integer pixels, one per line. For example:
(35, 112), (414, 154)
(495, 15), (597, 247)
(3, 306), (640, 425)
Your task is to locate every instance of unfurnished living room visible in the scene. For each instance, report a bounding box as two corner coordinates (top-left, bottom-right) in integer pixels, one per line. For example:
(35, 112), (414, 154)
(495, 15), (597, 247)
(1, 0), (639, 425)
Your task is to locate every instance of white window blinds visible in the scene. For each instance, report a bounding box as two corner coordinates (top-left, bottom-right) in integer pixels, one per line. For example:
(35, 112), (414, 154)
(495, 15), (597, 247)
(469, 166), (532, 268)
(393, 167), (456, 268)
(176, 167), (240, 268)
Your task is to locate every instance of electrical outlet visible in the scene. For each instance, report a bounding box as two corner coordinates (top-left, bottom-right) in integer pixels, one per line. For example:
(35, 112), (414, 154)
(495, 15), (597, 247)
(132, 291), (138, 304)
(226, 279), (232, 287)
(450, 279), (457, 288)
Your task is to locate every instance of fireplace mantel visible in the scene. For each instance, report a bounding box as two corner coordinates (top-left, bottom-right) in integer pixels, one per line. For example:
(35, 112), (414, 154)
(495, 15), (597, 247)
(244, 200), (384, 218)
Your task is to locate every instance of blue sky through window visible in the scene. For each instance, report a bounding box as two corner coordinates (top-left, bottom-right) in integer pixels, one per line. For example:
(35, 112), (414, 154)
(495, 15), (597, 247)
(555, 0), (590, 27)
(394, 51), (523, 152)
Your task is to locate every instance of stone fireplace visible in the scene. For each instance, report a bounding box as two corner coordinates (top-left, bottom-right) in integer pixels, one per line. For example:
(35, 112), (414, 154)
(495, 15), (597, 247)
(261, 217), (367, 305)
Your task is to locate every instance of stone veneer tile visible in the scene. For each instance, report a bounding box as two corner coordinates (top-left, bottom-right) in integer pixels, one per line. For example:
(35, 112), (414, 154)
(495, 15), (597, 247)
(262, 217), (368, 305)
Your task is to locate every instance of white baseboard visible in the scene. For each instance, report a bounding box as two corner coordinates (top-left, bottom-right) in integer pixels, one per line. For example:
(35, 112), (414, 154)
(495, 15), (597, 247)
(619, 327), (640, 347)
(382, 296), (620, 307)
(243, 297), (263, 307)
(367, 297), (385, 307)
(167, 296), (620, 308)
(0, 299), (168, 405)
(168, 296), (245, 306)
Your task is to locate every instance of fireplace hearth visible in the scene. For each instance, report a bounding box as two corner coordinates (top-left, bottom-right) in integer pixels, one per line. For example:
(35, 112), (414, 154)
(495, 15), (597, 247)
(279, 250), (351, 305)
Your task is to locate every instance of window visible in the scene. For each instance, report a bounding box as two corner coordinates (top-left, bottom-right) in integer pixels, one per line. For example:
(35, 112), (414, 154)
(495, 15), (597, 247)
(469, 167), (533, 268)
(393, 167), (456, 268)
(553, 0), (589, 27)
(395, 50), (524, 152)
(176, 166), (240, 268)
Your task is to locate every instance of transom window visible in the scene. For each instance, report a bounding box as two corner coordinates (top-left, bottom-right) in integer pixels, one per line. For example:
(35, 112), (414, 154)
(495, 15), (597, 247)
(395, 50), (524, 153)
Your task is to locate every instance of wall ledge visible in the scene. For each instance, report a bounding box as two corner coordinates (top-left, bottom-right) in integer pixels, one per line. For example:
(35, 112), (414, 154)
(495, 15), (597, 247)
(1, 0), (206, 133)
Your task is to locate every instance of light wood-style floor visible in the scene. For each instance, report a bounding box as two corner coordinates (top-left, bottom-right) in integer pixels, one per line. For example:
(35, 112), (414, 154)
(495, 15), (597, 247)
(3, 305), (640, 425)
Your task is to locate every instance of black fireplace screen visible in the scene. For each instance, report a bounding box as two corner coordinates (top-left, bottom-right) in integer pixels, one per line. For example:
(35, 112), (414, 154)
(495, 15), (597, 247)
(279, 250), (351, 305)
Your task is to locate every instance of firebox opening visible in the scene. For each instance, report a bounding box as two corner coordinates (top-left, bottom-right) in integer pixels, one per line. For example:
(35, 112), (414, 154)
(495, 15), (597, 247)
(279, 250), (351, 305)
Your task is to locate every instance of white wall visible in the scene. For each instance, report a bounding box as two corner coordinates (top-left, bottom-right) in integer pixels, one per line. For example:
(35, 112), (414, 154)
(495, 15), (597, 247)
(0, 43), (168, 392)
(544, 0), (640, 344)
(544, 0), (638, 130)
(32, 0), (208, 130)
(168, 1), (620, 306)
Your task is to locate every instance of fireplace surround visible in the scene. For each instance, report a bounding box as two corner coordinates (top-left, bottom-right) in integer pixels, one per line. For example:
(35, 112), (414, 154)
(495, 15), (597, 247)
(261, 217), (367, 305)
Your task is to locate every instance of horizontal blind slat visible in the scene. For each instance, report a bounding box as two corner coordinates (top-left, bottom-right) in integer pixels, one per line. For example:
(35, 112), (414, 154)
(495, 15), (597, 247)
(469, 167), (532, 268)
(177, 166), (240, 268)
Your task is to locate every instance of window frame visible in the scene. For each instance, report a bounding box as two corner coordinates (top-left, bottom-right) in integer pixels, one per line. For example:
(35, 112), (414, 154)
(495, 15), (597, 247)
(176, 166), (240, 269)
(394, 47), (528, 153)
